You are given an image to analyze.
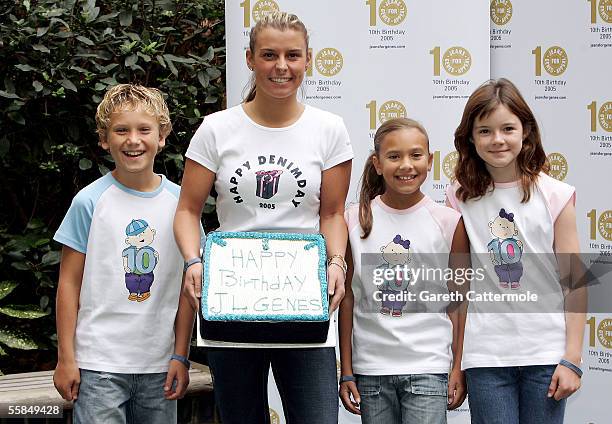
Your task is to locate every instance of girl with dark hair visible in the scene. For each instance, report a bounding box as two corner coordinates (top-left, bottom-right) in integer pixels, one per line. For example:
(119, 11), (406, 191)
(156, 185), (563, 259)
(339, 118), (468, 423)
(446, 78), (585, 424)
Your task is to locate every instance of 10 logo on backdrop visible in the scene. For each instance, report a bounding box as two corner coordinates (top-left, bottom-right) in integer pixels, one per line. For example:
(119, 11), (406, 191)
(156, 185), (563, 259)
(366, 0), (408, 49)
(304, 47), (343, 99)
(586, 317), (612, 373)
(532, 45), (568, 99)
(240, 0), (279, 27)
(587, 317), (612, 351)
(587, 100), (612, 151)
(490, 0), (513, 47)
(587, 209), (612, 243)
(430, 151), (459, 194)
(588, 0), (611, 48)
(588, 0), (612, 24)
(366, 0), (407, 26)
(490, 0), (512, 26)
(430, 46), (472, 98)
(546, 153), (568, 181)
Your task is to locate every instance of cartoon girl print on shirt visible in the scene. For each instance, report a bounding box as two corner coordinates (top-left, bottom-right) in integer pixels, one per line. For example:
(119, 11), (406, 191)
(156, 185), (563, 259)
(122, 219), (159, 302)
(377, 235), (412, 317)
(487, 208), (524, 290)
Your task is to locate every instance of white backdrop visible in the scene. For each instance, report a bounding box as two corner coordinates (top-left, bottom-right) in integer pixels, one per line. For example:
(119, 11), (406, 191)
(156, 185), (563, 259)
(223, 0), (611, 423)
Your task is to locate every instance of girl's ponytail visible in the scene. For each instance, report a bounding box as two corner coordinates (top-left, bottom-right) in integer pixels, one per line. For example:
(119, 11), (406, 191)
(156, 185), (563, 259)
(359, 155), (385, 239)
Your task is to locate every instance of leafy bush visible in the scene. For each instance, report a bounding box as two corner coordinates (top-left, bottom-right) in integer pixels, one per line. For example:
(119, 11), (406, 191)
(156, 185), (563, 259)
(0, 0), (225, 373)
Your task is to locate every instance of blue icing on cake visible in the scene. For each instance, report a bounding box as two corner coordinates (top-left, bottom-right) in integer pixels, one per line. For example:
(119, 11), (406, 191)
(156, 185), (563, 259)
(202, 231), (329, 322)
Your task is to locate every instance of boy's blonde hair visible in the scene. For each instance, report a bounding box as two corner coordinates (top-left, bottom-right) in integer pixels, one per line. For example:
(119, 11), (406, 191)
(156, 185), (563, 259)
(95, 84), (172, 142)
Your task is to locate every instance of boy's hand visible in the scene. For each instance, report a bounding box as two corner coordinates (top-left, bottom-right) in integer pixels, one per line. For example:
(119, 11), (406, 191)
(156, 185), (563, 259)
(339, 381), (361, 415)
(548, 363), (581, 400)
(53, 360), (80, 401)
(164, 360), (190, 400)
(183, 263), (202, 310)
(327, 265), (346, 313)
(447, 368), (466, 410)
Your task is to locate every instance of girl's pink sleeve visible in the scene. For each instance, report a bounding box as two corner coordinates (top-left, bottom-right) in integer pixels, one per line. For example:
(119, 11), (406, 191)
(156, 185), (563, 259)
(428, 203), (462, 249)
(344, 204), (361, 234)
(539, 174), (576, 222)
(445, 182), (461, 211)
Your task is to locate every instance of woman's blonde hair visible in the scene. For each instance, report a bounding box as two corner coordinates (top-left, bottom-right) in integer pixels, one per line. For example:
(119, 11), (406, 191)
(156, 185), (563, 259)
(95, 84), (172, 142)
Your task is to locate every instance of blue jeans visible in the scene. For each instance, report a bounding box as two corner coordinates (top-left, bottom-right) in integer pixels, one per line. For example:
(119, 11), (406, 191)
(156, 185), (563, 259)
(73, 369), (176, 424)
(356, 374), (448, 424)
(207, 347), (338, 424)
(466, 366), (566, 424)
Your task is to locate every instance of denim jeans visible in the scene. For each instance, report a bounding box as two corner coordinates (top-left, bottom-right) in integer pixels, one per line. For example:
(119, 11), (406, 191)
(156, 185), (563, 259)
(466, 365), (566, 424)
(73, 369), (176, 424)
(356, 374), (448, 424)
(207, 347), (338, 424)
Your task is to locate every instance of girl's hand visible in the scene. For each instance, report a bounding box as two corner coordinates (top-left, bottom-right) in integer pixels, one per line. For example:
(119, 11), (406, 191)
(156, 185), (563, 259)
(327, 264), (346, 313)
(548, 363), (581, 400)
(164, 360), (190, 400)
(339, 381), (361, 415)
(447, 368), (467, 410)
(183, 263), (202, 310)
(53, 360), (80, 401)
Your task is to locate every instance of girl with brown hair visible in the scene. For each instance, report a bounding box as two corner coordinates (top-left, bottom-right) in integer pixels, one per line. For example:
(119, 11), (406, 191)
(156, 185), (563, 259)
(446, 78), (585, 424)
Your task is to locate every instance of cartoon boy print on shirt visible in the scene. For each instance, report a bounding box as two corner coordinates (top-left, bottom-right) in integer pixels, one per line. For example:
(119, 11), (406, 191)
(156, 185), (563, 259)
(377, 235), (412, 317)
(487, 208), (524, 290)
(122, 219), (159, 302)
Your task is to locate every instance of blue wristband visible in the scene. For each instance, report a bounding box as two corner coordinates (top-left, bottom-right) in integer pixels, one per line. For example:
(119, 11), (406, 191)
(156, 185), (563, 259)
(339, 375), (356, 384)
(559, 359), (582, 377)
(171, 353), (191, 369)
(183, 257), (201, 272)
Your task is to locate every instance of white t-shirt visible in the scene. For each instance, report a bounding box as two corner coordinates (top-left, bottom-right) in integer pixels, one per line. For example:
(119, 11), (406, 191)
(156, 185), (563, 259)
(446, 173), (575, 369)
(54, 173), (184, 373)
(345, 195), (461, 375)
(186, 104), (353, 233)
(186, 104), (353, 348)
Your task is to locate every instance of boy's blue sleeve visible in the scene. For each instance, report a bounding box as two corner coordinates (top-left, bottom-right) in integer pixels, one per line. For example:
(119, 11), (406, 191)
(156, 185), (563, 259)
(53, 192), (95, 254)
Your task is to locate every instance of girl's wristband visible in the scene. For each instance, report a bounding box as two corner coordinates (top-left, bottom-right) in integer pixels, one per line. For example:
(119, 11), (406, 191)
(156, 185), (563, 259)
(171, 353), (191, 369)
(559, 359), (582, 377)
(339, 375), (356, 384)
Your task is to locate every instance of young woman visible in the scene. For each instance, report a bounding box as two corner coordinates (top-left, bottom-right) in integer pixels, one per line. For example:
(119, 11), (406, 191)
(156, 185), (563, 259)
(173, 12), (353, 424)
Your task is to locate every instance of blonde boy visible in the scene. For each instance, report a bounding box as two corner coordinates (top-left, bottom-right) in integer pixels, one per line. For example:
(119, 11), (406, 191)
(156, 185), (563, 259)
(53, 84), (195, 424)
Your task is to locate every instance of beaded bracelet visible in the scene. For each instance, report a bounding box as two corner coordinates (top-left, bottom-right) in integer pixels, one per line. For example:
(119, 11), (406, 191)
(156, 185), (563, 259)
(328, 261), (347, 277)
(327, 254), (347, 274)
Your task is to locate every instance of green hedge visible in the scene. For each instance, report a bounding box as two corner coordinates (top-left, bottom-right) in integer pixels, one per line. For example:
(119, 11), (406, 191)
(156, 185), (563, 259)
(0, 0), (225, 373)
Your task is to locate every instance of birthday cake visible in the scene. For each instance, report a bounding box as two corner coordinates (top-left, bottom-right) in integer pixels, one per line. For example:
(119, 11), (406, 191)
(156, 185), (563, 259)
(200, 231), (330, 343)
